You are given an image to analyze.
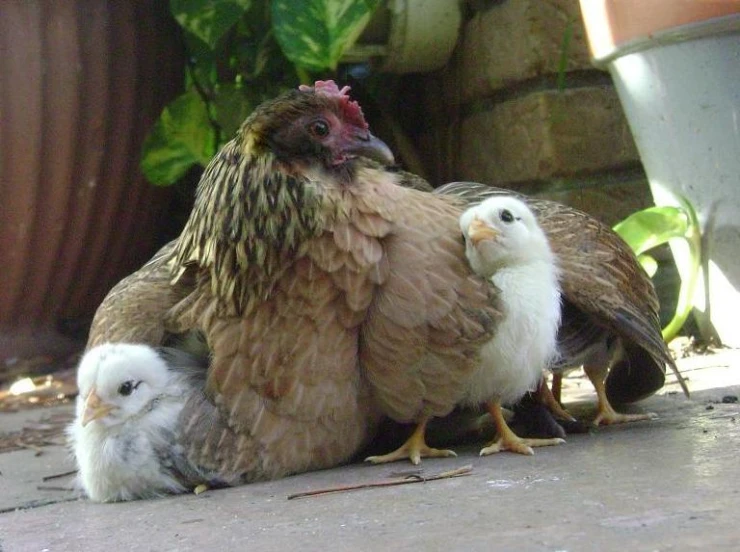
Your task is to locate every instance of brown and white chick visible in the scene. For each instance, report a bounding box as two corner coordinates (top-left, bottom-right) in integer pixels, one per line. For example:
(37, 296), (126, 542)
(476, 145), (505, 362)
(459, 196), (565, 455)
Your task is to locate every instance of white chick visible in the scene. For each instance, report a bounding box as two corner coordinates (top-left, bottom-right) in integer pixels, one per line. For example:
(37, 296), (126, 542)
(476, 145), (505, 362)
(67, 343), (228, 502)
(459, 196), (565, 456)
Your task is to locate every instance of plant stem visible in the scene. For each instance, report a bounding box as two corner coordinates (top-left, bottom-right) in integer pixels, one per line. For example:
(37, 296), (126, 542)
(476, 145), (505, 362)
(295, 65), (312, 85)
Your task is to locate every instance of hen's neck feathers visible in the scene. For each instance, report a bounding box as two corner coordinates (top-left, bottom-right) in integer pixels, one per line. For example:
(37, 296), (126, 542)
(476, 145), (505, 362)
(171, 130), (325, 315)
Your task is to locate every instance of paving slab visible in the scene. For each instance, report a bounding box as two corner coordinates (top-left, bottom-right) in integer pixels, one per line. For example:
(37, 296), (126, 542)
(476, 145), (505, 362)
(0, 352), (738, 551)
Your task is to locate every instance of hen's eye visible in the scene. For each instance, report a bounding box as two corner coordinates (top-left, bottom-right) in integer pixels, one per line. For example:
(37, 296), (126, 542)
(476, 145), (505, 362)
(308, 119), (330, 138)
(118, 380), (140, 396)
(500, 209), (514, 223)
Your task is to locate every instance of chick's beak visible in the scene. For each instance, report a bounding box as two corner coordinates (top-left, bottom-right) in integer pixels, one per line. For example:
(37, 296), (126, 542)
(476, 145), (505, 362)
(345, 131), (395, 165)
(81, 389), (115, 427)
(468, 217), (500, 246)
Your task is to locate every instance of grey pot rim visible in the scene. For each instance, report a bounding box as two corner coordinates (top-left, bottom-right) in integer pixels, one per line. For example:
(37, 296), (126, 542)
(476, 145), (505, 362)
(593, 12), (740, 67)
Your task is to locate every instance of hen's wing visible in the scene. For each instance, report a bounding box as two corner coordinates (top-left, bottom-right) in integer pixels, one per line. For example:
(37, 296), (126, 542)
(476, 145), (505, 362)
(86, 241), (193, 347)
(360, 181), (503, 423)
(435, 181), (684, 403)
(86, 243), (274, 481)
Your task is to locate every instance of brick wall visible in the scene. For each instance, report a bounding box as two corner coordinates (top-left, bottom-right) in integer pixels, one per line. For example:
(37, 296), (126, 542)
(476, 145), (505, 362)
(411, 0), (654, 226)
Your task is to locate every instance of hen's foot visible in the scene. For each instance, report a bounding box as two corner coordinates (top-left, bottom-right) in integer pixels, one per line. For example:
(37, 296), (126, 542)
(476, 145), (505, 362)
(484, 399), (565, 456)
(538, 377), (576, 422)
(480, 435), (565, 456)
(593, 404), (657, 426)
(590, 375), (658, 426)
(365, 419), (456, 465)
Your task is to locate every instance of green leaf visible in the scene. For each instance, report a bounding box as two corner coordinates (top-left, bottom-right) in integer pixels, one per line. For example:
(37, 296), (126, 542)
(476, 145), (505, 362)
(613, 198), (702, 344)
(140, 90), (217, 185)
(213, 84), (256, 141)
(272, 0), (380, 71)
(613, 206), (689, 257)
(171, 0), (252, 49)
(183, 31), (220, 91)
(637, 254), (658, 278)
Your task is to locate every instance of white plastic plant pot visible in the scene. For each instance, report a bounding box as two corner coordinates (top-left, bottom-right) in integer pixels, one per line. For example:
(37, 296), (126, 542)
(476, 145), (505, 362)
(588, 12), (740, 346)
(343, 0), (462, 73)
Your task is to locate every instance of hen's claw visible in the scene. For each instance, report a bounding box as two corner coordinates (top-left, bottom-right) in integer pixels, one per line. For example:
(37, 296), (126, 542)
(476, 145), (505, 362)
(484, 399), (565, 457)
(365, 419), (457, 465)
(593, 404), (658, 426)
(538, 377), (576, 421)
(480, 435), (565, 457)
(589, 369), (658, 426)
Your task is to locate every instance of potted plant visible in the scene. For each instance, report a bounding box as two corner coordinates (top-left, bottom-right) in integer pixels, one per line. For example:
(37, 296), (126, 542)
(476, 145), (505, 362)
(140, 0), (461, 186)
(0, 1), (184, 362)
(578, 1), (740, 346)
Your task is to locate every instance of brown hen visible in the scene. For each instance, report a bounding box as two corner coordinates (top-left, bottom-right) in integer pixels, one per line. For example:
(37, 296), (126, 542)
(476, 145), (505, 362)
(88, 82), (500, 479)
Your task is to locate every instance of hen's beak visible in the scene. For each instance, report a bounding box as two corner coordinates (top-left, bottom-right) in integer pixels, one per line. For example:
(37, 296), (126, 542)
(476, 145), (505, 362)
(468, 216), (500, 246)
(81, 389), (115, 427)
(345, 131), (395, 165)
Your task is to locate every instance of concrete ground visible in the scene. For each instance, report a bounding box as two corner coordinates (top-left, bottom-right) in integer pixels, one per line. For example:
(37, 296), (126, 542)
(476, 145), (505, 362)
(1, 349), (739, 551)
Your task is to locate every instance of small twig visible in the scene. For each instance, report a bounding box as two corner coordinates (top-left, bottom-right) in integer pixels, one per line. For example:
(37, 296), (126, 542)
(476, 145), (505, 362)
(36, 485), (74, 492)
(42, 470), (78, 482)
(287, 465), (473, 500)
(15, 441), (44, 456)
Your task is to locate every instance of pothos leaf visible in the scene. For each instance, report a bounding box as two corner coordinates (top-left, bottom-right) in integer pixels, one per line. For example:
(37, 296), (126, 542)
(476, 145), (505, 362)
(637, 254), (658, 278)
(613, 199), (702, 343)
(171, 0), (252, 49)
(213, 84), (256, 140)
(140, 89), (217, 186)
(613, 206), (689, 257)
(272, 0), (380, 71)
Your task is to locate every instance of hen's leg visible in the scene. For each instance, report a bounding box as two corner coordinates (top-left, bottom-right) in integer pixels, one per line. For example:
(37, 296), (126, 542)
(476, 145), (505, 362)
(365, 418), (457, 465)
(584, 338), (657, 426)
(586, 366), (657, 425)
(551, 372), (563, 404)
(481, 400), (565, 456)
(538, 376), (575, 421)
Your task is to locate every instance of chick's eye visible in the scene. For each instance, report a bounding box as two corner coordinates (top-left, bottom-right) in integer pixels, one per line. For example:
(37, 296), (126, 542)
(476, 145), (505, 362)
(118, 380), (139, 396)
(500, 209), (514, 223)
(308, 119), (330, 138)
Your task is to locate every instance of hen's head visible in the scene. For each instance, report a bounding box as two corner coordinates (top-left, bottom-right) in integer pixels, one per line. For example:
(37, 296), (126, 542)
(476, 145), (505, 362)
(173, 82), (394, 315)
(460, 196), (553, 277)
(243, 80), (394, 170)
(76, 344), (178, 429)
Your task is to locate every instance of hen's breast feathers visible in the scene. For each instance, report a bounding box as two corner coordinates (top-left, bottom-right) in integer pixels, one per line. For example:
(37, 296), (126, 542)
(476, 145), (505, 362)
(165, 162), (501, 474)
(357, 171), (503, 423)
(164, 163), (412, 476)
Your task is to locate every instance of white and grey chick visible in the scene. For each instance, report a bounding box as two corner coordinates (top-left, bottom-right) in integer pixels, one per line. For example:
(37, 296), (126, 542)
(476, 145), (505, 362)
(67, 342), (234, 502)
(459, 196), (565, 456)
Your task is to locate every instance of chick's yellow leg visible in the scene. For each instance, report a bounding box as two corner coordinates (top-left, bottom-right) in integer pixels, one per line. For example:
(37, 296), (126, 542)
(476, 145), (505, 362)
(365, 418), (457, 466)
(585, 364), (657, 426)
(481, 400), (565, 456)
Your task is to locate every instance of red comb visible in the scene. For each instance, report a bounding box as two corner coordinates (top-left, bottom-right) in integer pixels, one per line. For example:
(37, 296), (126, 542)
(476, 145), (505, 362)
(298, 80), (367, 129)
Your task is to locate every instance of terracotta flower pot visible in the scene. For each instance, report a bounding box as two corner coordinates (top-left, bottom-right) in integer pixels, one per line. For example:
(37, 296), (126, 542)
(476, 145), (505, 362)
(0, 1), (183, 360)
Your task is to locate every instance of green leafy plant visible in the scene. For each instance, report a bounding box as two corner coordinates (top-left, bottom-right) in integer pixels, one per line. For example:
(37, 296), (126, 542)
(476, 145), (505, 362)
(613, 196), (701, 342)
(141, 0), (381, 186)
